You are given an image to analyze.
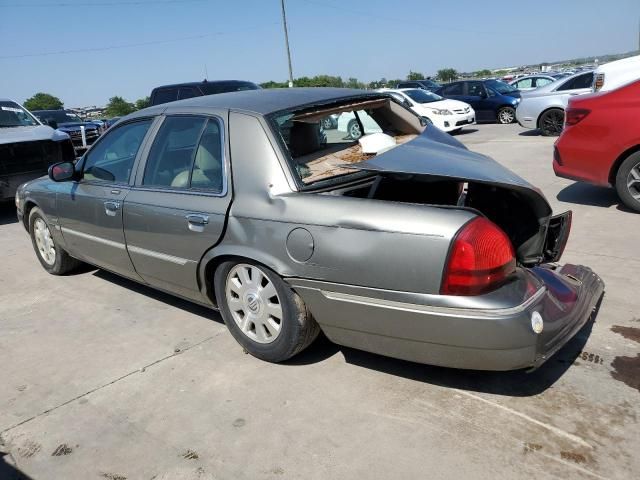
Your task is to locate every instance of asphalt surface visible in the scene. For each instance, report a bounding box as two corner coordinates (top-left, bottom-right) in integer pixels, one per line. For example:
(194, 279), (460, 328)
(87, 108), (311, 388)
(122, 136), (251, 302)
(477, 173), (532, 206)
(1, 123), (638, 480)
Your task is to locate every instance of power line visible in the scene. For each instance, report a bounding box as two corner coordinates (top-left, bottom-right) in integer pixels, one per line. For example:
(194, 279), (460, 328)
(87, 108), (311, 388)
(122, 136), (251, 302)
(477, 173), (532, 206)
(0, 0), (207, 7)
(0, 23), (279, 59)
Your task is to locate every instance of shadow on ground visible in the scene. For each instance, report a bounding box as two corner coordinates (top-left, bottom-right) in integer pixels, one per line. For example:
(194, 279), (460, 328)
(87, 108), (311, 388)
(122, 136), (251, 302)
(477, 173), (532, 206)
(93, 270), (223, 324)
(290, 298), (603, 398)
(557, 182), (633, 212)
(0, 203), (17, 226)
(518, 129), (543, 137)
(0, 451), (33, 480)
(451, 128), (478, 136)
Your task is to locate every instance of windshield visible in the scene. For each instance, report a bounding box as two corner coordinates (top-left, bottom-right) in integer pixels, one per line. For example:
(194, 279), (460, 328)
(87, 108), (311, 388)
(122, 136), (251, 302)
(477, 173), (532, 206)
(270, 97), (422, 186)
(0, 101), (39, 128)
(403, 89), (443, 104)
(34, 110), (83, 124)
(485, 79), (518, 94)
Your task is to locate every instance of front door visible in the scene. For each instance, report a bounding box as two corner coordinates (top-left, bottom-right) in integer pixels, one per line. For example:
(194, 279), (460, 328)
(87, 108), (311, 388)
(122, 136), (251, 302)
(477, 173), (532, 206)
(464, 81), (493, 121)
(57, 118), (154, 278)
(123, 114), (231, 301)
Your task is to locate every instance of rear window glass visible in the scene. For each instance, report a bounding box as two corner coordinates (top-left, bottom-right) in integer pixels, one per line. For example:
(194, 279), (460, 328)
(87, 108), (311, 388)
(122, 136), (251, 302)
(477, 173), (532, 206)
(270, 98), (421, 186)
(200, 82), (259, 95)
(152, 88), (178, 105)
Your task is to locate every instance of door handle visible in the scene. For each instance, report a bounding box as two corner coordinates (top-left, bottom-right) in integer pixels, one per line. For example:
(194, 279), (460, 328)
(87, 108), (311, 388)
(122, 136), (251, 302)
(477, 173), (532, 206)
(104, 201), (120, 216)
(186, 214), (209, 232)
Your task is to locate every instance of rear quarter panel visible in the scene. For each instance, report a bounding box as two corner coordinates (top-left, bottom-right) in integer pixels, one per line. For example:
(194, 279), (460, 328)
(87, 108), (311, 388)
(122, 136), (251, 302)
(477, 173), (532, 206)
(203, 111), (476, 294)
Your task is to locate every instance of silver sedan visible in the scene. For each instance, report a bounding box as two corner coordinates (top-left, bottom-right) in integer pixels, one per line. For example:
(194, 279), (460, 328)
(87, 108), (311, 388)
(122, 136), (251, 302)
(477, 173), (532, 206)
(516, 71), (594, 136)
(15, 88), (604, 371)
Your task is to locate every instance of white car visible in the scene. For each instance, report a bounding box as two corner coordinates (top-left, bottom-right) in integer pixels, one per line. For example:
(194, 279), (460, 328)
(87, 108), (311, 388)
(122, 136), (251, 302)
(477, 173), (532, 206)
(593, 54), (640, 92)
(508, 75), (556, 92)
(515, 71), (594, 136)
(379, 88), (475, 133)
(336, 109), (382, 139)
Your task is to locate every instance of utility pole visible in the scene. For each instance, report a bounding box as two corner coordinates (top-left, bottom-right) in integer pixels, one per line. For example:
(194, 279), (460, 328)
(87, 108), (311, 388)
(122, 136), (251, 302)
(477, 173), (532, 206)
(280, 0), (294, 87)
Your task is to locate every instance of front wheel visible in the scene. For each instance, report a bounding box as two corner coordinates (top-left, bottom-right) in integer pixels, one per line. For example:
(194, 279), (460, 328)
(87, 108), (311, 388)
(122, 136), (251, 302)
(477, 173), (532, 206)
(539, 108), (564, 136)
(29, 207), (81, 275)
(615, 152), (640, 212)
(497, 106), (516, 124)
(214, 260), (320, 362)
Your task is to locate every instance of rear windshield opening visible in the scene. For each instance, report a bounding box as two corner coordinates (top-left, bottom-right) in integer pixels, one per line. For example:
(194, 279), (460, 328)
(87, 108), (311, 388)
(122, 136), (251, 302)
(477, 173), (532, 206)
(270, 97), (423, 185)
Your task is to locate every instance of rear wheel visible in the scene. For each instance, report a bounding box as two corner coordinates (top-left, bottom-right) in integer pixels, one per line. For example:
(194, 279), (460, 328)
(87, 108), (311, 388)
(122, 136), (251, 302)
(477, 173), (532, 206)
(347, 119), (362, 140)
(497, 106), (516, 124)
(322, 117), (333, 129)
(214, 260), (320, 362)
(615, 152), (640, 212)
(539, 108), (565, 136)
(29, 207), (81, 275)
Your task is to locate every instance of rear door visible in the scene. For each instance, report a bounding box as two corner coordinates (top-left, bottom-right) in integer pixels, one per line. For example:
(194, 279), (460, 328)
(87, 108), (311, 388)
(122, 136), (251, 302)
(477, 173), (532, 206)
(123, 111), (231, 301)
(57, 118), (155, 278)
(464, 81), (493, 121)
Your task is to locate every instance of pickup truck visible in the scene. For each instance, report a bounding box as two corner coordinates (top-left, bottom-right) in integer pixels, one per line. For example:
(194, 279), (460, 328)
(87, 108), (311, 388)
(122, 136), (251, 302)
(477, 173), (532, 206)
(31, 109), (100, 154)
(0, 98), (75, 200)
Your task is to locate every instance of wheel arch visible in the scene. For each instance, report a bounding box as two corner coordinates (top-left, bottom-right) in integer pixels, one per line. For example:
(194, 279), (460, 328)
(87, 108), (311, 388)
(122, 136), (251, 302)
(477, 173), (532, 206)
(22, 199), (40, 232)
(199, 247), (294, 308)
(609, 144), (640, 186)
(536, 106), (564, 130)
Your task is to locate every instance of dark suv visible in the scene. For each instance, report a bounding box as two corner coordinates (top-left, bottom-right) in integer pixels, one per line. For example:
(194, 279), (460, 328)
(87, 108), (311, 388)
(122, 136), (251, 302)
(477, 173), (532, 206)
(435, 80), (521, 124)
(396, 79), (441, 91)
(149, 80), (260, 106)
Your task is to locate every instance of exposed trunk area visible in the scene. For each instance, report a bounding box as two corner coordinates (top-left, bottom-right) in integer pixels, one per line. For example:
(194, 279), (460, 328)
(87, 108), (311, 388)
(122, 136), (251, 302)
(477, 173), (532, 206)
(323, 174), (556, 266)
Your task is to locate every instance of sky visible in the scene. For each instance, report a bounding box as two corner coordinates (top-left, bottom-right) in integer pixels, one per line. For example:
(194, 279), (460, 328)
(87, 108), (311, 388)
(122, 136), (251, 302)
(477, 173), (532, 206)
(1, 0), (639, 107)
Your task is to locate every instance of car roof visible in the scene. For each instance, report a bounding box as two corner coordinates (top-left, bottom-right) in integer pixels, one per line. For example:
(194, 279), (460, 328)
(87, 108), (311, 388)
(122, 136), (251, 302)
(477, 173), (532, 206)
(130, 87), (380, 117)
(151, 80), (257, 90)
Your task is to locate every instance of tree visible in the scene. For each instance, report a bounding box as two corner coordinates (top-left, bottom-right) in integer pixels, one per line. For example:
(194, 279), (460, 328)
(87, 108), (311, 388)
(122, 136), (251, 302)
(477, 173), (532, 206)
(346, 77), (364, 89)
(407, 70), (425, 80)
(436, 68), (458, 82)
(134, 96), (150, 110)
(105, 96), (135, 117)
(474, 69), (492, 78)
(24, 92), (63, 111)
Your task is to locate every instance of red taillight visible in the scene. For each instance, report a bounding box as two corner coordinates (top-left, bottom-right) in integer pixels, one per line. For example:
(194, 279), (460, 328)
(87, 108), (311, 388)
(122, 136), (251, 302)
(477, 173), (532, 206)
(564, 108), (590, 127)
(441, 217), (516, 296)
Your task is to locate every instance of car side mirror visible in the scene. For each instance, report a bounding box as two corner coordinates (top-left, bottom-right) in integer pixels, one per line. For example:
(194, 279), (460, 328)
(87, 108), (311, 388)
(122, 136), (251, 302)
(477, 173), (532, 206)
(46, 119), (58, 129)
(48, 161), (76, 182)
(403, 99), (412, 108)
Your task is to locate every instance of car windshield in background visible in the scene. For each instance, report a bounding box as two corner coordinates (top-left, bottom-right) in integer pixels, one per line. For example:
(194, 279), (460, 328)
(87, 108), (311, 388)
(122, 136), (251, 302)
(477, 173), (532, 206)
(271, 97), (420, 186)
(420, 80), (441, 89)
(486, 80), (518, 94)
(201, 81), (259, 95)
(404, 89), (443, 104)
(0, 101), (39, 128)
(35, 110), (83, 124)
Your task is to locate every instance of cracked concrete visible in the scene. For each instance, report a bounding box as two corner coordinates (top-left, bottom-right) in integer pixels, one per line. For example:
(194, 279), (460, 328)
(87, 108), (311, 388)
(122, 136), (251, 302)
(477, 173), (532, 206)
(0, 124), (638, 479)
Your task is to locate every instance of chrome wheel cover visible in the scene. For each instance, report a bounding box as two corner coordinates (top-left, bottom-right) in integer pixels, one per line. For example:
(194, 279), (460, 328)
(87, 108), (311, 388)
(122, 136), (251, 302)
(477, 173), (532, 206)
(627, 162), (640, 201)
(34, 218), (56, 266)
(225, 264), (283, 344)
(499, 108), (514, 124)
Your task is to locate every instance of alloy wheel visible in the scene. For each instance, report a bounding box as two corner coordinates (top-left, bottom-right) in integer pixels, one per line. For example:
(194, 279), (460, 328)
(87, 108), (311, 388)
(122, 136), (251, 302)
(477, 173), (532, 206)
(542, 110), (564, 135)
(498, 108), (515, 124)
(349, 121), (362, 139)
(225, 264), (283, 344)
(34, 218), (56, 266)
(627, 162), (640, 201)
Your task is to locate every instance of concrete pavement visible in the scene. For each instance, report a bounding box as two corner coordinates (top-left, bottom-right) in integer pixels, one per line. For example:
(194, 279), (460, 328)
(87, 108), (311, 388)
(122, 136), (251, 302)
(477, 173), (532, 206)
(0, 123), (638, 479)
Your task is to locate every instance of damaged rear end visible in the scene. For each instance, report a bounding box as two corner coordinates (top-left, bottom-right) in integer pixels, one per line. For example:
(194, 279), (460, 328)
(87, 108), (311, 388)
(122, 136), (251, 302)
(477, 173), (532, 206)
(273, 94), (604, 370)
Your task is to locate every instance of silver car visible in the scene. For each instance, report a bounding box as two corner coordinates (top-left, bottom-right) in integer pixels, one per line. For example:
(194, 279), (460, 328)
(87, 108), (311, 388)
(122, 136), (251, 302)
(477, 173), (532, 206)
(516, 71), (594, 136)
(508, 75), (556, 92)
(15, 88), (604, 371)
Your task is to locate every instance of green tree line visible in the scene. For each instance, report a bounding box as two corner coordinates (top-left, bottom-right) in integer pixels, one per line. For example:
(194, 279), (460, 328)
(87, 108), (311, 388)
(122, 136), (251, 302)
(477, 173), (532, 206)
(23, 92), (151, 117)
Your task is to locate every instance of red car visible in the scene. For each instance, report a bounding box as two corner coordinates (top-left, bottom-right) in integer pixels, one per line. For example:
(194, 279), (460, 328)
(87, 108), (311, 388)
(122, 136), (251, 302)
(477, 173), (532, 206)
(553, 79), (640, 212)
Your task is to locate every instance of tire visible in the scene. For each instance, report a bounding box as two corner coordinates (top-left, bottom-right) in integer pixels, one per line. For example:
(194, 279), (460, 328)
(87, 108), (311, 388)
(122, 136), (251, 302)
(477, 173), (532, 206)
(322, 117), (333, 130)
(615, 151), (640, 212)
(539, 108), (565, 136)
(29, 207), (81, 275)
(347, 119), (362, 140)
(497, 106), (516, 124)
(214, 260), (320, 362)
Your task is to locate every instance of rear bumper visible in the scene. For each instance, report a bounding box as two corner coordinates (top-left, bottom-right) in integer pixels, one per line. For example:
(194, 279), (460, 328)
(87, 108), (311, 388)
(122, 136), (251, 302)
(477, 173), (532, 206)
(288, 264), (604, 371)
